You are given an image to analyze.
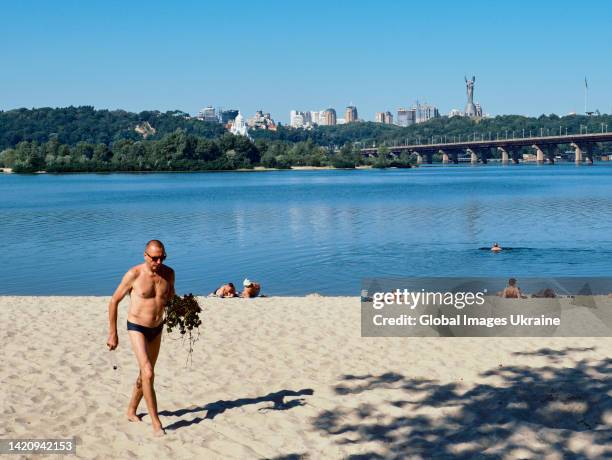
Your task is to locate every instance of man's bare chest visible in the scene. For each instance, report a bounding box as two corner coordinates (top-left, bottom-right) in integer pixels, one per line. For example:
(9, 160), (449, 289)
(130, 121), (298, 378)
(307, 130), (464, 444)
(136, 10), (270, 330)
(132, 274), (169, 299)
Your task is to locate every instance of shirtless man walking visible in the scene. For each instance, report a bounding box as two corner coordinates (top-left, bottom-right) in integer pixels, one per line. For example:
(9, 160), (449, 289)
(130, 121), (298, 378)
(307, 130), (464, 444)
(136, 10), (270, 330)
(106, 240), (175, 436)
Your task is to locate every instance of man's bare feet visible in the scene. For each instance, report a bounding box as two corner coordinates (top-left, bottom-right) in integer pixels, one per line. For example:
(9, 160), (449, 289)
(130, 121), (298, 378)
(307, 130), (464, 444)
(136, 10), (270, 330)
(127, 412), (142, 422)
(153, 427), (166, 437)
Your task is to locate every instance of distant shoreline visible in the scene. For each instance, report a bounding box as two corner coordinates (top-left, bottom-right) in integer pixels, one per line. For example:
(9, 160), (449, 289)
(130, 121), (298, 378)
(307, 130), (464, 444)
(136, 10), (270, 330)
(3, 162), (607, 175)
(0, 165), (378, 175)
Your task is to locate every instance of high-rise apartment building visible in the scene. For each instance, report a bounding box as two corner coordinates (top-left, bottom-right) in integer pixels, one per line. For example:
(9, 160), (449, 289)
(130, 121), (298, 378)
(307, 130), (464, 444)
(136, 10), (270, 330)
(415, 103), (439, 123)
(396, 107), (416, 127)
(323, 108), (337, 126)
(345, 106), (358, 123)
(310, 111), (320, 125)
(376, 111), (394, 124)
(318, 110), (328, 125)
(290, 110), (305, 128)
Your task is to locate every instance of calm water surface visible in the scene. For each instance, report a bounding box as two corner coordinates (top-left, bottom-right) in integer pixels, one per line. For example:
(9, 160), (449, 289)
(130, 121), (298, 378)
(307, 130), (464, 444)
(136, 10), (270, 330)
(2, 165), (612, 295)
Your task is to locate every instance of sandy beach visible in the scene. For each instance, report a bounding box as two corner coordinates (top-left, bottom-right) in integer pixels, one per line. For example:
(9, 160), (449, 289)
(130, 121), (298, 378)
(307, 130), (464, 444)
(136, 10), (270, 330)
(1, 296), (610, 459)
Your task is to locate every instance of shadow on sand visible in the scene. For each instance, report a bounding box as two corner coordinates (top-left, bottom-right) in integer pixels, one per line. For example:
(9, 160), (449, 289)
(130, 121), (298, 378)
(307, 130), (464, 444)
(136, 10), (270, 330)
(312, 347), (611, 459)
(158, 388), (314, 431)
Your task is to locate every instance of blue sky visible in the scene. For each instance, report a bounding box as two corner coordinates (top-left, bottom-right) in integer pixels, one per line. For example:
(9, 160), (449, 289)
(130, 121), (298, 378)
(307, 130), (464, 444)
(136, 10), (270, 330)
(1, 0), (611, 122)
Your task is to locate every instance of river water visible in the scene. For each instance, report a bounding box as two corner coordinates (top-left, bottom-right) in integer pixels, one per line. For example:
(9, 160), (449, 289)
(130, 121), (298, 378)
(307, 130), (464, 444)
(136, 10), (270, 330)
(2, 165), (612, 295)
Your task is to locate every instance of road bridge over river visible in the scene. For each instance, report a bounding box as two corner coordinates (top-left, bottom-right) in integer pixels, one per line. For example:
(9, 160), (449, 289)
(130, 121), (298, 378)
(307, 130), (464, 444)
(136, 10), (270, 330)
(360, 132), (612, 164)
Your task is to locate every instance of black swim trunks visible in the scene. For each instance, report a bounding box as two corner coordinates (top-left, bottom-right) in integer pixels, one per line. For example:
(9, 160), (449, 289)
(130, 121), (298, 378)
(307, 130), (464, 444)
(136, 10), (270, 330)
(127, 320), (164, 342)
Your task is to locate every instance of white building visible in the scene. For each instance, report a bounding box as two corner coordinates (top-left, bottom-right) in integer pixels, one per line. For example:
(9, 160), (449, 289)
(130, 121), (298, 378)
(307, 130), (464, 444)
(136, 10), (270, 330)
(230, 111), (250, 138)
(290, 110), (306, 128)
(292, 113), (305, 128)
(197, 106), (218, 122)
(448, 109), (463, 117)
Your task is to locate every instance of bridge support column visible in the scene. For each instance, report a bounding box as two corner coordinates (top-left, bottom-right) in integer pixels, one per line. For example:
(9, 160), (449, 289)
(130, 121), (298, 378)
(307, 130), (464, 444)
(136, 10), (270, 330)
(570, 143), (583, 164)
(532, 145), (556, 164)
(414, 152), (423, 164)
(467, 148), (478, 164)
(497, 147), (509, 164)
(439, 150), (449, 164)
(533, 145), (545, 164)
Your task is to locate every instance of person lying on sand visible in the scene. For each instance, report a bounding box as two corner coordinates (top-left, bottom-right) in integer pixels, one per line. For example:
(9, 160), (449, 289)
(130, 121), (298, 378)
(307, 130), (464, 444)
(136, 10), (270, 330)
(491, 243), (502, 252)
(212, 283), (238, 298)
(241, 278), (261, 298)
(531, 288), (556, 298)
(106, 239), (174, 437)
(497, 278), (525, 299)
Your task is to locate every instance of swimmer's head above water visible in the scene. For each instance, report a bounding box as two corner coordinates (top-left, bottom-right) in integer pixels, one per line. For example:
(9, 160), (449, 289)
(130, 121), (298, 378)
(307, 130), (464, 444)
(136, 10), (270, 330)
(491, 242), (502, 252)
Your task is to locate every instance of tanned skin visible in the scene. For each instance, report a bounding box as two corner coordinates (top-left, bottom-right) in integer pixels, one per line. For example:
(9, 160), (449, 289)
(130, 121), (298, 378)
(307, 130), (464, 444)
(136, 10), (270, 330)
(107, 240), (175, 437)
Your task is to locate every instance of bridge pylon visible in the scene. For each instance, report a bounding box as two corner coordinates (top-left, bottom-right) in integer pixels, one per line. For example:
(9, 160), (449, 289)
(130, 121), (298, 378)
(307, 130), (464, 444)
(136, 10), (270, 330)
(497, 147), (510, 164)
(532, 145), (555, 164)
(570, 142), (593, 165)
(467, 148), (478, 164)
(497, 147), (521, 164)
(467, 147), (489, 164)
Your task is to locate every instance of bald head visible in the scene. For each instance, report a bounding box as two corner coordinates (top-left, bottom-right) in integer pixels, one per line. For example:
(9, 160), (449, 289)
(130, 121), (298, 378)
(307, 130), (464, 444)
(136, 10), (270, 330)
(146, 239), (166, 254)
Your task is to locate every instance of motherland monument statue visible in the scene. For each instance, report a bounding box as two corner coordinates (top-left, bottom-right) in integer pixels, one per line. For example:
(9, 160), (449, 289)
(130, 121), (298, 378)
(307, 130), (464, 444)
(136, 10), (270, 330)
(464, 76), (477, 118)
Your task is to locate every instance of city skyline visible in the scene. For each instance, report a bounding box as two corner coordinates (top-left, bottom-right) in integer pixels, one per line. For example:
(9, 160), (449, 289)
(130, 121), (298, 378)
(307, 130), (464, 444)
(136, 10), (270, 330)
(1, 1), (612, 121)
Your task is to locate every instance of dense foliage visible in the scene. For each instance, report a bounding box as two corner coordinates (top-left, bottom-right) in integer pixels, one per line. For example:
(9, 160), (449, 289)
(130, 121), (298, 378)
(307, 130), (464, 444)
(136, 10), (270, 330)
(0, 106), (225, 149)
(0, 132), (385, 173)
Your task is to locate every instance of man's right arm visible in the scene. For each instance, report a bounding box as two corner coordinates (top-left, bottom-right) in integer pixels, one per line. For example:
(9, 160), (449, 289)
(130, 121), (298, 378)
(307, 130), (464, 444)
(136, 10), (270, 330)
(107, 268), (138, 350)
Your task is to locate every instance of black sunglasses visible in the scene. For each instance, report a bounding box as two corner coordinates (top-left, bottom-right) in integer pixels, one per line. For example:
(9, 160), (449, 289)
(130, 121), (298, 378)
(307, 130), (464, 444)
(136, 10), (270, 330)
(145, 252), (166, 262)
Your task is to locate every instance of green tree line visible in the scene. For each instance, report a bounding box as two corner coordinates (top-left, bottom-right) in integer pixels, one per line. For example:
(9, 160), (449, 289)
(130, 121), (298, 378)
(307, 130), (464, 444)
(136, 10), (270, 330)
(0, 131), (412, 173)
(0, 106), (225, 149)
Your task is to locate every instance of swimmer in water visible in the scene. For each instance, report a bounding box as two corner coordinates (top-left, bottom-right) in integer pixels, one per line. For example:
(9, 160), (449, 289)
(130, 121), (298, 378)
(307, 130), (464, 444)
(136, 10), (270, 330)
(491, 243), (502, 252)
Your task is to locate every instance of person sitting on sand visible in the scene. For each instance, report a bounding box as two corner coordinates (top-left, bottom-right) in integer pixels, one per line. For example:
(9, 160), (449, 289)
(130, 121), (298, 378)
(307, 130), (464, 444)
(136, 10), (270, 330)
(213, 283), (238, 298)
(491, 243), (502, 252)
(241, 278), (261, 298)
(498, 278), (525, 299)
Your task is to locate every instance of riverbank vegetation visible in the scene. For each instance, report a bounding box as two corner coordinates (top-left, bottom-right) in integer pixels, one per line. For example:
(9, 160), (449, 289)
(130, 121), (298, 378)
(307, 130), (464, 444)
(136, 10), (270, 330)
(1, 107), (611, 172)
